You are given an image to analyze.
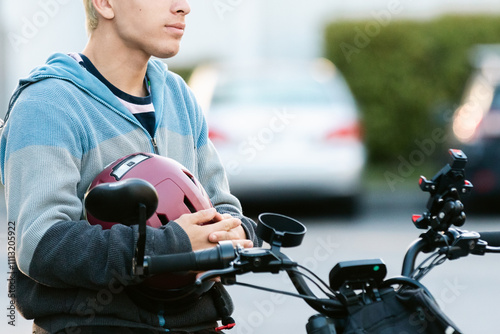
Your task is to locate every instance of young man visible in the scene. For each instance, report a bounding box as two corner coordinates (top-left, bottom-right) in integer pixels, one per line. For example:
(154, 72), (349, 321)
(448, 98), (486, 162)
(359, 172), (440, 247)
(0, 0), (260, 333)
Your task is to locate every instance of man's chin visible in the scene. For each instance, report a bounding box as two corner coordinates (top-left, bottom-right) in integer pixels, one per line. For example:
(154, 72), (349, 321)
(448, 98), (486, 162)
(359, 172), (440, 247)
(152, 46), (181, 60)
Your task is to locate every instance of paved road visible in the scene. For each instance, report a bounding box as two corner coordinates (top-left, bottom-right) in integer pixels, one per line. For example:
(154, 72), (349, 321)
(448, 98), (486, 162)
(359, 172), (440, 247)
(1, 186), (499, 333)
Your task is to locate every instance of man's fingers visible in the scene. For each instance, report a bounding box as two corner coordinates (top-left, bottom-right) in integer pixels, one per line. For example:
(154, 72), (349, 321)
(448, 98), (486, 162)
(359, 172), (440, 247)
(210, 217), (242, 232)
(209, 230), (253, 248)
(208, 235), (253, 248)
(192, 208), (218, 221)
(231, 239), (253, 248)
(174, 210), (252, 250)
(175, 208), (218, 225)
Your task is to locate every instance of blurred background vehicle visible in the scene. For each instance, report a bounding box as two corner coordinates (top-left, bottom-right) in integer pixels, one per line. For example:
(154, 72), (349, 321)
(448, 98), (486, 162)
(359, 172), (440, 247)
(188, 58), (367, 214)
(450, 44), (500, 210)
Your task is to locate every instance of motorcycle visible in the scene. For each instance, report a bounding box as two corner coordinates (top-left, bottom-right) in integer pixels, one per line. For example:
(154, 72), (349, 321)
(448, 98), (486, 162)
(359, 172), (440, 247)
(85, 149), (500, 333)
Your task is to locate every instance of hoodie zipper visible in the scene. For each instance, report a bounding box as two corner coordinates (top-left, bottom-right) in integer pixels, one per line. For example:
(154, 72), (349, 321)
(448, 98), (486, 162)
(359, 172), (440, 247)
(151, 137), (159, 155)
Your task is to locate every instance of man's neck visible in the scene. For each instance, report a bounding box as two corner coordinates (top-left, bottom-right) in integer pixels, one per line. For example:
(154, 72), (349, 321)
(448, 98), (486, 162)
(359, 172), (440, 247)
(82, 33), (150, 97)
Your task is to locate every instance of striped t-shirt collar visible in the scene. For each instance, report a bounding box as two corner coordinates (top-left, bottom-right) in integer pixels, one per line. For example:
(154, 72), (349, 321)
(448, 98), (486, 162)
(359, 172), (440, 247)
(68, 52), (156, 137)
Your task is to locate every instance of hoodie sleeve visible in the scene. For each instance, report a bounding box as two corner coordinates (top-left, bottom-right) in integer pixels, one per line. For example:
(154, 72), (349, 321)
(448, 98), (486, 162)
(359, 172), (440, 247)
(0, 81), (193, 290)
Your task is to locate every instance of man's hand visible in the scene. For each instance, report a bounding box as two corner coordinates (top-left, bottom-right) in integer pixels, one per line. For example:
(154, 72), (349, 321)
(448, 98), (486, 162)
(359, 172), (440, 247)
(174, 208), (253, 251)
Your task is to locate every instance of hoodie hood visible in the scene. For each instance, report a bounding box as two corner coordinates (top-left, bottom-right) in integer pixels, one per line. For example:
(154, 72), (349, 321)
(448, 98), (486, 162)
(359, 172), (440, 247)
(4, 53), (169, 127)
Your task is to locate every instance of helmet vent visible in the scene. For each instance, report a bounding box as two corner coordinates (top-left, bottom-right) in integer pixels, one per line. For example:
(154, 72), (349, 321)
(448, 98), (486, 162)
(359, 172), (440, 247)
(157, 213), (169, 226)
(183, 171), (198, 186)
(183, 196), (197, 213)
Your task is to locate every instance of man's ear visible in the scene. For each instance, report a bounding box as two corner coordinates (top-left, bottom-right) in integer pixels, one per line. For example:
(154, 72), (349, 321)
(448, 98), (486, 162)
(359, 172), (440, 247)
(92, 0), (115, 20)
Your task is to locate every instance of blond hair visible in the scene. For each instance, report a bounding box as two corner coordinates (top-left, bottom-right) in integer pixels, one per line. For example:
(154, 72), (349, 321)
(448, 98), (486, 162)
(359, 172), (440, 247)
(83, 0), (99, 33)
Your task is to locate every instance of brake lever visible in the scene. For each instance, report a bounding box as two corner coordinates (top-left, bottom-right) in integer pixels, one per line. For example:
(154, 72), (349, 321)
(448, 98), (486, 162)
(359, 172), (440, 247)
(195, 266), (240, 285)
(195, 247), (296, 285)
(193, 244), (254, 285)
(440, 228), (481, 260)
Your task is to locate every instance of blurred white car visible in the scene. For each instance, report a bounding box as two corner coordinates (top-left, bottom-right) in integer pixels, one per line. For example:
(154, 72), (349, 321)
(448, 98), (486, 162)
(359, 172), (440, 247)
(188, 58), (366, 211)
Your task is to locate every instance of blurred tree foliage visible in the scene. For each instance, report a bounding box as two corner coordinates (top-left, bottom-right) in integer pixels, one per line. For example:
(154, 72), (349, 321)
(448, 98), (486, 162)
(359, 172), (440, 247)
(324, 15), (500, 164)
(169, 66), (194, 83)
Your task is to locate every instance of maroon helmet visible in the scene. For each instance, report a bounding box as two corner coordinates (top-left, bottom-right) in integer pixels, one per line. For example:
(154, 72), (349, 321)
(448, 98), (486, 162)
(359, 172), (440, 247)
(87, 153), (215, 298)
(87, 152), (213, 228)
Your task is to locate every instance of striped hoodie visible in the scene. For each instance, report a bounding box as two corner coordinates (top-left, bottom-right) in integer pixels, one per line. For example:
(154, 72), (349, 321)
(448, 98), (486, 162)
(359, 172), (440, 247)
(0, 53), (259, 333)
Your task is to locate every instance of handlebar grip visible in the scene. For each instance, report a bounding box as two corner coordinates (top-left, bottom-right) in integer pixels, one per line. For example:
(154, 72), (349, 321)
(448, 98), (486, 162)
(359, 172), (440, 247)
(479, 232), (500, 247)
(146, 241), (237, 275)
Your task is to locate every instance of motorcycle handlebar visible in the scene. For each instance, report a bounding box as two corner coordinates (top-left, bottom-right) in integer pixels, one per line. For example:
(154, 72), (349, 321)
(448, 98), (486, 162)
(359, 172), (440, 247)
(144, 240), (237, 276)
(478, 231), (500, 247)
(143, 229), (500, 282)
(402, 229), (500, 276)
(141, 239), (347, 316)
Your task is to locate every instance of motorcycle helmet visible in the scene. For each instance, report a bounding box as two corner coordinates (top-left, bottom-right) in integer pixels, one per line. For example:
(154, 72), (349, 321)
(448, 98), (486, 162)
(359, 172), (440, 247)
(87, 152), (213, 228)
(86, 152), (215, 300)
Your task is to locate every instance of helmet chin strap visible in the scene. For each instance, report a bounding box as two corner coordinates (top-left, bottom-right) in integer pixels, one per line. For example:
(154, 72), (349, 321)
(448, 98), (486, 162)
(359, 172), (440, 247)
(133, 202), (148, 277)
(211, 283), (236, 331)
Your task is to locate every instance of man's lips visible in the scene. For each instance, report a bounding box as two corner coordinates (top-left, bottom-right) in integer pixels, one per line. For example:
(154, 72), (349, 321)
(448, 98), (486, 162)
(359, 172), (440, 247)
(165, 23), (186, 34)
